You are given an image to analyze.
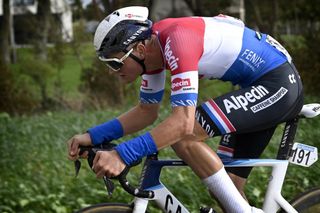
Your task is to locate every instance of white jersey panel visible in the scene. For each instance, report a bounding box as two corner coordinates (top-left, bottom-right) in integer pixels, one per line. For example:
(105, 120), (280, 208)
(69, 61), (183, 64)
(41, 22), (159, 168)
(171, 71), (198, 107)
(198, 17), (244, 79)
(141, 71), (166, 94)
(140, 70), (166, 104)
(171, 71), (198, 96)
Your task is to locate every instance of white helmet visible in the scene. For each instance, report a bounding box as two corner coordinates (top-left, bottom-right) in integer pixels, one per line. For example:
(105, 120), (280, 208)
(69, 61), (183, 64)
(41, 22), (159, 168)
(94, 6), (152, 58)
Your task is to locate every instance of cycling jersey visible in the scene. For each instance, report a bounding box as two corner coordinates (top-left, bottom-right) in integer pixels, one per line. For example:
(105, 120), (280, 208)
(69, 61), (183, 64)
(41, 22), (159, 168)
(140, 15), (292, 108)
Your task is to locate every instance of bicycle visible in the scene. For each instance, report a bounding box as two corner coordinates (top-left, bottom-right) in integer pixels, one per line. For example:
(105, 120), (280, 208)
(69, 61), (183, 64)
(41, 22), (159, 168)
(73, 103), (320, 213)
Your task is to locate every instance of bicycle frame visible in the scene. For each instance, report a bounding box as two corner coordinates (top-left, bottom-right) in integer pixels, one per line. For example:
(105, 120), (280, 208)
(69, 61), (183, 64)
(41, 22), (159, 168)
(225, 159), (296, 213)
(130, 156), (298, 213)
(129, 117), (303, 213)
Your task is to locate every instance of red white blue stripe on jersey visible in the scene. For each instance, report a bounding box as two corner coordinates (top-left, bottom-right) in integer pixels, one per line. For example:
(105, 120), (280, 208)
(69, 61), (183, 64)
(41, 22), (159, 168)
(201, 99), (236, 134)
(217, 145), (234, 158)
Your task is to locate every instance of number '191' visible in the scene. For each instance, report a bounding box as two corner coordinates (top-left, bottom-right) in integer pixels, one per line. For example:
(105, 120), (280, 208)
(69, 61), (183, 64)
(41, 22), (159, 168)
(291, 149), (311, 166)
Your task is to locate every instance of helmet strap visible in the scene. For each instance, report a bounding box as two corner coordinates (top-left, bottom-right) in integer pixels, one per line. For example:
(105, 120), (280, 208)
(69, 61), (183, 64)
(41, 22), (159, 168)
(123, 49), (147, 75)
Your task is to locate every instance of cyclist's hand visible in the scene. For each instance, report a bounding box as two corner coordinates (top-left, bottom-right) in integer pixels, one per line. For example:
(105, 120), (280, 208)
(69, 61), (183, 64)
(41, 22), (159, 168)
(92, 150), (126, 178)
(67, 133), (92, 161)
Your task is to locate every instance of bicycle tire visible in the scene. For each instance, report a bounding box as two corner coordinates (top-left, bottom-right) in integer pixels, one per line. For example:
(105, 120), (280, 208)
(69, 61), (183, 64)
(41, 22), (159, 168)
(279, 187), (320, 213)
(76, 203), (133, 213)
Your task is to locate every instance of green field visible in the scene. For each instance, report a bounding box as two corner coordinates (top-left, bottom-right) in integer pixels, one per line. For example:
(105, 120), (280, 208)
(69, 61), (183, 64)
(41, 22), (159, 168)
(10, 42), (95, 101)
(0, 100), (319, 212)
(59, 43), (95, 97)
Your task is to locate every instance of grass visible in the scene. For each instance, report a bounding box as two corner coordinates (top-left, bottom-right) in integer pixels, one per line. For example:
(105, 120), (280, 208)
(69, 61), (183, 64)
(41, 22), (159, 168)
(0, 100), (319, 212)
(59, 43), (95, 97)
(10, 42), (95, 100)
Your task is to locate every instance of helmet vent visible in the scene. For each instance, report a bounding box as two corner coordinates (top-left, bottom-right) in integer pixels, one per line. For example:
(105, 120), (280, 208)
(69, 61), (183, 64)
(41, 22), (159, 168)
(104, 16), (110, 22)
(112, 11), (120, 16)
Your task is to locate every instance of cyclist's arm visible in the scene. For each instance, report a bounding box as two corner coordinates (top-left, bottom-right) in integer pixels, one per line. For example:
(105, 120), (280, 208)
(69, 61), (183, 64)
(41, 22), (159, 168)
(86, 102), (159, 145)
(118, 103), (160, 135)
(91, 105), (201, 178)
(67, 103), (159, 160)
(69, 69), (164, 151)
(115, 105), (200, 166)
(150, 106), (195, 149)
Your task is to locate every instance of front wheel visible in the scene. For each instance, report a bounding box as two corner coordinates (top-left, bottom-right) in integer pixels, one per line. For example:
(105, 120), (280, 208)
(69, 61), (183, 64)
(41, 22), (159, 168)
(280, 187), (320, 212)
(76, 203), (133, 213)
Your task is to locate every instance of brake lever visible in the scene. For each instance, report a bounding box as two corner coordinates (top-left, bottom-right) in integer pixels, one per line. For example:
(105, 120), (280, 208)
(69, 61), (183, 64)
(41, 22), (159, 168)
(74, 146), (93, 177)
(74, 143), (125, 197)
(89, 148), (115, 196)
(74, 160), (81, 177)
(103, 176), (115, 196)
(101, 160), (136, 197)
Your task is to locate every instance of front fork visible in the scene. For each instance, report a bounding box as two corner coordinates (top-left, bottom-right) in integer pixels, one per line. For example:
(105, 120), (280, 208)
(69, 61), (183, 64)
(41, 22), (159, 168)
(132, 197), (149, 213)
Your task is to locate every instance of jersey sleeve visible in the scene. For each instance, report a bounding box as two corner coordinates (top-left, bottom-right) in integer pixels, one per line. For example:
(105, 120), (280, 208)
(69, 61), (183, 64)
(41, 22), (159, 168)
(162, 24), (204, 107)
(139, 69), (166, 104)
(171, 71), (199, 107)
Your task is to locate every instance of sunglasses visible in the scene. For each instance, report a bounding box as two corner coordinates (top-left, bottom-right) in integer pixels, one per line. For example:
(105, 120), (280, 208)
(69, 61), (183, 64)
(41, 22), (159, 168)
(99, 48), (134, 72)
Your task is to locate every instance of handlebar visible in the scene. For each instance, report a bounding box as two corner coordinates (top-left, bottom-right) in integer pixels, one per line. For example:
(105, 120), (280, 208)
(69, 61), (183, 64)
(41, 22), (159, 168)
(75, 144), (154, 199)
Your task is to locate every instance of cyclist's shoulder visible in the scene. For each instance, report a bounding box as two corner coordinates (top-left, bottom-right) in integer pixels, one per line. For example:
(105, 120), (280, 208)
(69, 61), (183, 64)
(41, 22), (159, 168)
(154, 18), (205, 67)
(153, 17), (205, 35)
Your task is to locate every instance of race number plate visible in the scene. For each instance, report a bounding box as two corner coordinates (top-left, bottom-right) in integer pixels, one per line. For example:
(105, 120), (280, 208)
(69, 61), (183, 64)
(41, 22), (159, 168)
(289, 143), (318, 167)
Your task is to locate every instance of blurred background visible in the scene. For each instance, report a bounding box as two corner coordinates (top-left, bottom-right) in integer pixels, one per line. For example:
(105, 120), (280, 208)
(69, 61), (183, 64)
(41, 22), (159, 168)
(0, 0), (319, 213)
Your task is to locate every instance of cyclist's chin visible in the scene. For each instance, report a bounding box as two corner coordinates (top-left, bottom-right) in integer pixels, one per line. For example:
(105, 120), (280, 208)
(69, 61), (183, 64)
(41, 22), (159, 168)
(119, 75), (135, 84)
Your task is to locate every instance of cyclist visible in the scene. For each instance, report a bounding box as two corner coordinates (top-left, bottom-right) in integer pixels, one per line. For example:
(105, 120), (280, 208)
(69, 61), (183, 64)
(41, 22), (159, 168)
(67, 6), (303, 213)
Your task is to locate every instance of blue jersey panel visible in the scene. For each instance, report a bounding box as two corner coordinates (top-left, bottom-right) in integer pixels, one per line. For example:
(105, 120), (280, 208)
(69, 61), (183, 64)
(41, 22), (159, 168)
(221, 27), (288, 87)
(140, 90), (164, 104)
(171, 93), (198, 107)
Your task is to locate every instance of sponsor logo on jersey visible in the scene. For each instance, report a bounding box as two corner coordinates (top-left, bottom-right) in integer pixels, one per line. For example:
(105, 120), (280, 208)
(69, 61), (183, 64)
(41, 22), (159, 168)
(239, 49), (266, 71)
(222, 134), (231, 143)
(195, 110), (215, 137)
(171, 78), (191, 91)
(250, 87), (288, 113)
(288, 74), (296, 84)
(223, 85), (269, 113)
(141, 79), (148, 87)
(164, 37), (179, 71)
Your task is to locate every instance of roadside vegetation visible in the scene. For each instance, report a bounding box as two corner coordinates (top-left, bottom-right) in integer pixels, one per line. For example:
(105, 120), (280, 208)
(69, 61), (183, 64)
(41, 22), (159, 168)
(0, 97), (319, 212)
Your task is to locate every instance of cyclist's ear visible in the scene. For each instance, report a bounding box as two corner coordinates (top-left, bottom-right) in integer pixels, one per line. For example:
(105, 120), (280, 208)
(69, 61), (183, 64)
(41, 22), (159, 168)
(133, 41), (147, 59)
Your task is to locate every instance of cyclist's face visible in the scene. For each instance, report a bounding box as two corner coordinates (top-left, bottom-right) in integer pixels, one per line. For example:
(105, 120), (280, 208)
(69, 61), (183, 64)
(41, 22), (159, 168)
(107, 47), (144, 84)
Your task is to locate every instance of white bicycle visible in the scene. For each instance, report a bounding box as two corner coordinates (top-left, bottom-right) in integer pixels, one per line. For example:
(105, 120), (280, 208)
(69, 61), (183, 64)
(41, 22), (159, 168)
(74, 103), (320, 213)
